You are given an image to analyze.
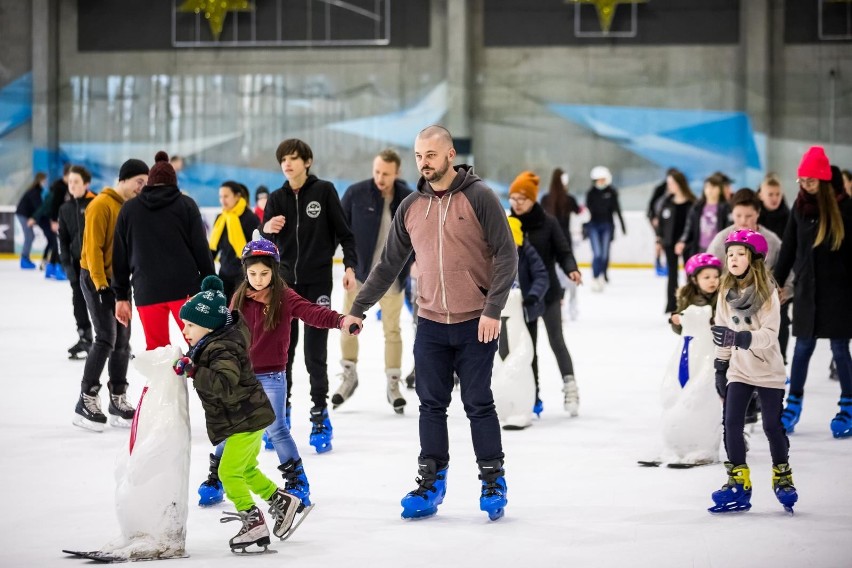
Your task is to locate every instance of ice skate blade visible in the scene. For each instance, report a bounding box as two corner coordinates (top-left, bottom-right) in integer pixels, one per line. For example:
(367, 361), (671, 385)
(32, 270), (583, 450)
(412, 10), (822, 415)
(708, 503), (752, 514)
(667, 460), (715, 469)
(68, 353), (88, 360)
(637, 460), (662, 467)
(485, 508), (505, 521)
(279, 504), (314, 541)
(310, 441), (332, 454)
(831, 429), (852, 439)
(401, 507), (437, 520)
(502, 424), (529, 431)
(63, 549), (189, 562)
(231, 544), (277, 555)
(72, 415), (104, 433)
(109, 416), (132, 428)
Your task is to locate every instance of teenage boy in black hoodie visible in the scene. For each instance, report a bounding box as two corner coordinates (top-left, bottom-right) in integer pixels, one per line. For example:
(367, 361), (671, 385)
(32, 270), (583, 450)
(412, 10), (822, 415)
(58, 165), (97, 359)
(112, 151), (215, 350)
(262, 138), (357, 453)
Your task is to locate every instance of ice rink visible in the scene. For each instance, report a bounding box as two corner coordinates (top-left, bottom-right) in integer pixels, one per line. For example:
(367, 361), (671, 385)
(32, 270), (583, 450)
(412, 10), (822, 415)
(1, 261), (849, 567)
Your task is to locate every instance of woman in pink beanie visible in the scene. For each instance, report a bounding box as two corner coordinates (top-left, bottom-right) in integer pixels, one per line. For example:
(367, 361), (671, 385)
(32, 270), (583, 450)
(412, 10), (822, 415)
(773, 146), (852, 439)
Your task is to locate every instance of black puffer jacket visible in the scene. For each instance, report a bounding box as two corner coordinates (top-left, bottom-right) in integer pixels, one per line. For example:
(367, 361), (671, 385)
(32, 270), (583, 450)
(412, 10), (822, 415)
(774, 192), (852, 339)
(511, 203), (578, 305)
(678, 200), (732, 257)
(188, 312), (275, 445)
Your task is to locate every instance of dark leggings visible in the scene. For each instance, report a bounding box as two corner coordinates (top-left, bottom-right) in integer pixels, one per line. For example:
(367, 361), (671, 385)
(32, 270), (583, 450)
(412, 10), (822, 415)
(723, 382), (788, 466)
(663, 245), (683, 313)
(526, 298), (574, 400)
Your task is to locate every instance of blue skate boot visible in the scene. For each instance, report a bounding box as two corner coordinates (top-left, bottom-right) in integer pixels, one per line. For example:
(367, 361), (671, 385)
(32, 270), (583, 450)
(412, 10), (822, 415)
(279, 458), (312, 509)
(198, 453), (224, 506)
(781, 394), (803, 433)
(532, 398), (543, 418)
(830, 397), (852, 439)
(772, 463), (798, 514)
(400, 458), (448, 519)
(478, 458), (508, 521)
(708, 462), (752, 513)
(308, 406), (333, 453)
(262, 431), (275, 451)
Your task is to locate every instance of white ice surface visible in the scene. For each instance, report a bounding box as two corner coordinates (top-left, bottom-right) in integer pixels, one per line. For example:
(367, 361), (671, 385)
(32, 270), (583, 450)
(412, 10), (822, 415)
(1, 261), (849, 567)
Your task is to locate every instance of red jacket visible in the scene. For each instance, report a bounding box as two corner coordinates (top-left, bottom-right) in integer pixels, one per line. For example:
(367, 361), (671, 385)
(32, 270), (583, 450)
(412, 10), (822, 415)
(241, 287), (342, 374)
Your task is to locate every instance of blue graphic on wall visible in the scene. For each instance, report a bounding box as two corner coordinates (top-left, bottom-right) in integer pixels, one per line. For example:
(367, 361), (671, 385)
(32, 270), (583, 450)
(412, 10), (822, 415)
(547, 103), (764, 185)
(0, 73), (35, 194)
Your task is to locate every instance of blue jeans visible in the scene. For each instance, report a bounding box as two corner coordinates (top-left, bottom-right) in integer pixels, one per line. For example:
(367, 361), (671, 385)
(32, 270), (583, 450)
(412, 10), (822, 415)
(16, 214), (35, 258)
(586, 222), (613, 278)
(214, 370), (299, 465)
(414, 318), (502, 465)
(789, 337), (852, 399)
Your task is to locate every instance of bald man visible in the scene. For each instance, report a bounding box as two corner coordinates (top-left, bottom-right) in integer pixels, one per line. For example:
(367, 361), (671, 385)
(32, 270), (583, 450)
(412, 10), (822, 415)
(342, 126), (517, 521)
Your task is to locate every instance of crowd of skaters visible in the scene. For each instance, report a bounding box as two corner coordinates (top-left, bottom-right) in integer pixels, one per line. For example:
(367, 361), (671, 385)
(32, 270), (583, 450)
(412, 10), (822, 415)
(10, 128), (852, 545)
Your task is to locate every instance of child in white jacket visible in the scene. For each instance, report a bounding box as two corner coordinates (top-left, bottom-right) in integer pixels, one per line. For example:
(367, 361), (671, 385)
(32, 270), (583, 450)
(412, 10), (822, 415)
(707, 229), (798, 514)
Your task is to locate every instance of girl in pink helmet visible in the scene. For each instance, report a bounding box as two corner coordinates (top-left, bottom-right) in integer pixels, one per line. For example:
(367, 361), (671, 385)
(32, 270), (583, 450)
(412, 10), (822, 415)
(668, 253), (723, 335)
(708, 229), (797, 514)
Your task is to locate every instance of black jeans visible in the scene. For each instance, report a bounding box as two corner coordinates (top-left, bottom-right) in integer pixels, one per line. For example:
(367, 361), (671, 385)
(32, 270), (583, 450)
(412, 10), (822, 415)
(80, 269), (131, 395)
(526, 298), (574, 400)
(413, 318), (503, 465)
(723, 382), (788, 466)
(66, 258), (92, 333)
(664, 245), (683, 313)
(285, 280), (333, 409)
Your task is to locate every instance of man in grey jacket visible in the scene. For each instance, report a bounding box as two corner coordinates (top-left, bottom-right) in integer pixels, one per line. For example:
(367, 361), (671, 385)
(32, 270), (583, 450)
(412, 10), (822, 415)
(342, 126), (517, 522)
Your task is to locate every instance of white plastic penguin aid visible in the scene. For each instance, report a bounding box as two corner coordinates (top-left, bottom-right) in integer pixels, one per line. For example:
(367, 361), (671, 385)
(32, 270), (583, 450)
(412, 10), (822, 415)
(492, 288), (536, 430)
(100, 345), (191, 560)
(659, 305), (722, 466)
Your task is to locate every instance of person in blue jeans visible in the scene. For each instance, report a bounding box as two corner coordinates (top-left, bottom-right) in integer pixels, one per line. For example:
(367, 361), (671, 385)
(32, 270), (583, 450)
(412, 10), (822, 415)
(773, 146), (852, 438)
(14, 173), (47, 269)
(584, 166), (626, 291)
(197, 230), (349, 512)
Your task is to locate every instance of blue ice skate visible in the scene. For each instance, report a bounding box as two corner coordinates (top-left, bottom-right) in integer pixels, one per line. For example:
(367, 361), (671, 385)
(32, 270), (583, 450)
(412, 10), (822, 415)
(772, 463), (798, 514)
(477, 459), (507, 521)
(401, 459), (448, 519)
(532, 399), (543, 418)
(781, 394), (803, 433)
(279, 458), (312, 509)
(830, 397), (852, 439)
(309, 407), (333, 454)
(262, 431), (275, 451)
(708, 462), (752, 513)
(198, 452), (224, 506)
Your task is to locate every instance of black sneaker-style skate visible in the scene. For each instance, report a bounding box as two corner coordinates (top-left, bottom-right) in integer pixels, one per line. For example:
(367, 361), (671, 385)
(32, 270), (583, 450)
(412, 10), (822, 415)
(221, 505), (275, 554)
(266, 489), (299, 539)
(67, 327), (93, 360)
(107, 385), (135, 428)
(73, 386), (107, 432)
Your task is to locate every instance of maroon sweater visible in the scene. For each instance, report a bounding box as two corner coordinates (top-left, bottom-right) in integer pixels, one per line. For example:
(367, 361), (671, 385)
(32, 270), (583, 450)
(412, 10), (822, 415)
(241, 288), (342, 374)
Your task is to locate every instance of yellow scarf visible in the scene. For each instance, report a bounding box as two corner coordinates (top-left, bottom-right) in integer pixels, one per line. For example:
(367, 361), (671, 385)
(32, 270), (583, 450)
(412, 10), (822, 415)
(209, 197), (248, 256)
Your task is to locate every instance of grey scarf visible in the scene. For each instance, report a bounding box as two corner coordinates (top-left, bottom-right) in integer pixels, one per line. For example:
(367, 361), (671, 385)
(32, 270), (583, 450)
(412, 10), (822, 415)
(725, 284), (761, 320)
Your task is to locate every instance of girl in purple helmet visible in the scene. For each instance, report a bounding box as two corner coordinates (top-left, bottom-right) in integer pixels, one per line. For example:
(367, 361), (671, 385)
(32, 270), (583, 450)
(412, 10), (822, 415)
(707, 229), (797, 514)
(196, 230), (351, 521)
(668, 253), (722, 335)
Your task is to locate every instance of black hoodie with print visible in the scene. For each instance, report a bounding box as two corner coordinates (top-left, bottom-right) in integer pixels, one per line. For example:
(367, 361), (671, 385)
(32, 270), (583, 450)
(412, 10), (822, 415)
(112, 184), (215, 306)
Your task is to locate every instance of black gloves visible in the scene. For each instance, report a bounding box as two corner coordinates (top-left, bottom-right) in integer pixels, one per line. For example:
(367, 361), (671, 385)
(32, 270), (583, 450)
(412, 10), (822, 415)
(711, 326), (752, 349)
(522, 295), (539, 307)
(97, 286), (112, 305)
(714, 359), (729, 398)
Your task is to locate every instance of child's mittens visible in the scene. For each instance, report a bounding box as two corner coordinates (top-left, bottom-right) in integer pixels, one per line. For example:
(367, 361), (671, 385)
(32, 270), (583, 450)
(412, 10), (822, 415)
(173, 356), (195, 377)
(710, 326), (752, 349)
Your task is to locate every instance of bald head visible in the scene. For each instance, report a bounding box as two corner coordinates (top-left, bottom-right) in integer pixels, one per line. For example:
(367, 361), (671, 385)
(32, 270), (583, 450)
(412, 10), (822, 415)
(417, 125), (454, 149)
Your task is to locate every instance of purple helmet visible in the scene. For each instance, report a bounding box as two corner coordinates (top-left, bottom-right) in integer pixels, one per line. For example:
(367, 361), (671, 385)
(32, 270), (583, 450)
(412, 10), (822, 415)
(725, 229), (768, 259)
(241, 229), (280, 264)
(684, 253), (722, 276)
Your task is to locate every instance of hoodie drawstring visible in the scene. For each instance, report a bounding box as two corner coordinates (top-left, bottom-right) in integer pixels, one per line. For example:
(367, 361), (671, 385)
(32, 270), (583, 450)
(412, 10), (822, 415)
(425, 196), (433, 220)
(443, 193), (453, 226)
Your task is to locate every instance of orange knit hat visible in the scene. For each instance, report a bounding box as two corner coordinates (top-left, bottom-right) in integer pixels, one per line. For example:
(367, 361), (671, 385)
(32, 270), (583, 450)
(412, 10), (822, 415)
(509, 171), (540, 202)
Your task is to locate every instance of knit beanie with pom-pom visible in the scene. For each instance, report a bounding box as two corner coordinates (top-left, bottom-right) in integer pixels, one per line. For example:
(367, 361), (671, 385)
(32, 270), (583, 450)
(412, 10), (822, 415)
(179, 275), (230, 331)
(147, 150), (178, 186)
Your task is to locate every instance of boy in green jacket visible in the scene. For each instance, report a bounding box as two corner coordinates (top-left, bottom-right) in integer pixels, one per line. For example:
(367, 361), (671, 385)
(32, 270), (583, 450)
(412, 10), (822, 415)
(174, 275), (299, 553)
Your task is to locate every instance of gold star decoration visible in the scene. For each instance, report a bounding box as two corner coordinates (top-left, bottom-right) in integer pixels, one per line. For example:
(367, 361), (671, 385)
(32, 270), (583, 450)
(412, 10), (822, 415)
(568, 0), (647, 34)
(178, 0), (254, 41)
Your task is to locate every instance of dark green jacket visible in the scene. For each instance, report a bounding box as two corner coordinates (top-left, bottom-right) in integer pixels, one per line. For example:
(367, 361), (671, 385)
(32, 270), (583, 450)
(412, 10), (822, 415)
(189, 311), (274, 445)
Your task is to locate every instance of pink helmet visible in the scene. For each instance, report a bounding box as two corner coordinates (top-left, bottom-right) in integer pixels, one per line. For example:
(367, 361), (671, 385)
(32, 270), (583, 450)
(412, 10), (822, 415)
(725, 229), (768, 259)
(684, 253), (722, 276)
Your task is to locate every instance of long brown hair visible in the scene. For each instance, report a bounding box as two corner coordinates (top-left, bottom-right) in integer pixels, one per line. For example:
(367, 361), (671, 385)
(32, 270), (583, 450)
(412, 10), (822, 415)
(668, 170), (697, 202)
(230, 256), (287, 331)
(813, 180), (845, 251)
(544, 168), (571, 218)
(720, 250), (775, 311)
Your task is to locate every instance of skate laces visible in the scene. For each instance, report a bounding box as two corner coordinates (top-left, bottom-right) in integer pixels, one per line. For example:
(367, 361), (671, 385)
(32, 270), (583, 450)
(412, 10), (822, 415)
(221, 508), (260, 532)
(111, 393), (134, 412)
(82, 393), (103, 415)
(481, 480), (504, 497)
(267, 491), (291, 520)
